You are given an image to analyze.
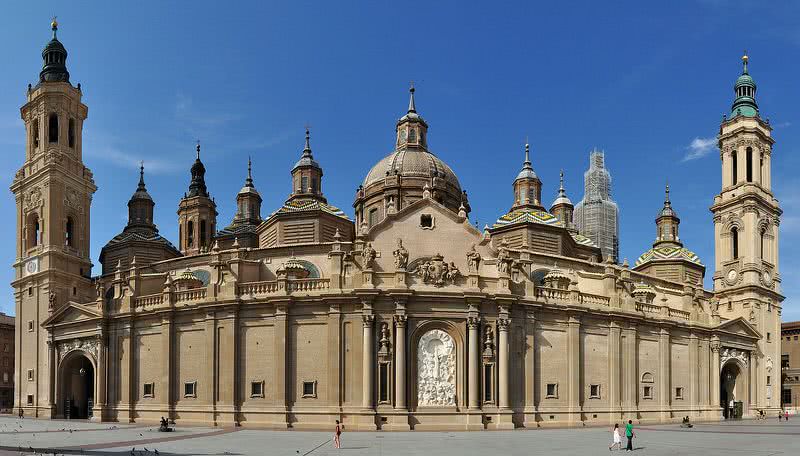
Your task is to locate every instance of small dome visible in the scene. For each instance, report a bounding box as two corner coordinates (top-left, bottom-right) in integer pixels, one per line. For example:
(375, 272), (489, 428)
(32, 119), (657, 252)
(735, 73), (756, 89)
(363, 149), (461, 190)
(516, 167), (538, 180)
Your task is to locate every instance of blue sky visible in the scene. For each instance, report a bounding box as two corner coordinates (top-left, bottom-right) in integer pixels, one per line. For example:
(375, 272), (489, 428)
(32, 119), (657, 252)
(1, 1), (799, 319)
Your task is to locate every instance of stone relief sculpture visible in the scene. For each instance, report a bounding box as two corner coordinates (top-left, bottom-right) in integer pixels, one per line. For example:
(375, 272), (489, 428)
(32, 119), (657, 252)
(393, 239), (409, 270)
(482, 325), (494, 359)
(466, 244), (481, 273)
(720, 347), (748, 369)
(48, 291), (56, 310)
(412, 254), (460, 287)
(58, 337), (99, 364)
(417, 329), (456, 406)
(496, 241), (513, 274)
(362, 243), (376, 268)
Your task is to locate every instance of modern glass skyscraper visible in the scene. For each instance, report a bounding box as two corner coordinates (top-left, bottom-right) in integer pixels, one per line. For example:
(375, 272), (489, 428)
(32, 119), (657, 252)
(574, 150), (619, 262)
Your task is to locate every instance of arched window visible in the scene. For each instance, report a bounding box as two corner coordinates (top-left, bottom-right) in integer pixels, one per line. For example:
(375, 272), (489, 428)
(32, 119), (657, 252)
(731, 227), (739, 259)
(65, 217), (74, 247)
(760, 153), (764, 184)
(178, 223), (182, 248)
(746, 147), (753, 182)
(48, 113), (58, 144)
(760, 227), (766, 260)
(731, 151), (738, 185)
(200, 220), (207, 247)
(301, 176), (309, 193)
(187, 221), (194, 248)
(26, 213), (40, 248)
(68, 119), (75, 148)
(32, 118), (40, 149)
(408, 128), (417, 142)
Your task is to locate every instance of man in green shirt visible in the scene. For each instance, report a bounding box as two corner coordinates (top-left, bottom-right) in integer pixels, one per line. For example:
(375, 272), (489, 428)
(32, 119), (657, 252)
(625, 420), (635, 451)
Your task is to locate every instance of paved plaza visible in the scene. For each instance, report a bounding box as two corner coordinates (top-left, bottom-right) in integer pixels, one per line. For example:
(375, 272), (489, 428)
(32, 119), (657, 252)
(0, 416), (797, 455)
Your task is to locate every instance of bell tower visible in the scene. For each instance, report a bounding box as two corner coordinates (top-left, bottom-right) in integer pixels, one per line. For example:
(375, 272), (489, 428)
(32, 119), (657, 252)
(711, 52), (782, 411)
(177, 143), (217, 255)
(10, 20), (96, 415)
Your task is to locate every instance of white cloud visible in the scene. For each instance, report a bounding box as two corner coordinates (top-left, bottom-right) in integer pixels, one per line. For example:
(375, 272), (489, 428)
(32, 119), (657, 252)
(772, 121), (792, 129)
(86, 146), (180, 174)
(682, 137), (717, 161)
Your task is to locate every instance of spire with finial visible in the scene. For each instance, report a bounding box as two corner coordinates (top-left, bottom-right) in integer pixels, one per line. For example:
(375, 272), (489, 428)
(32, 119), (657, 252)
(408, 82), (416, 113)
(245, 156), (254, 188)
(664, 181), (671, 205)
(187, 141), (209, 198)
(742, 50), (749, 75)
(512, 140), (543, 211)
(40, 17), (70, 83)
(730, 51), (758, 118)
(196, 140), (201, 159)
(138, 161), (146, 190)
(304, 125), (312, 153)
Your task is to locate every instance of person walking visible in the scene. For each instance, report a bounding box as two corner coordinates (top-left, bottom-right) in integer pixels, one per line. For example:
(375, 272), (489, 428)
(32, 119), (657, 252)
(333, 419), (342, 449)
(785, 411), (789, 421)
(625, 420), (635, 451)
(779, 411), (783, 422)
(609, 423), (622, 451)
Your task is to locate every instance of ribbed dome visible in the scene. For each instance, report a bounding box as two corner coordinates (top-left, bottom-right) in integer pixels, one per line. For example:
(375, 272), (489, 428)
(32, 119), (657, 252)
(363, 149), (461, 190)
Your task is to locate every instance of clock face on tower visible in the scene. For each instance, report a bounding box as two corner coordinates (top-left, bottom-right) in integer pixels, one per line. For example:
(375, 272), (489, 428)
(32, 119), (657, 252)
(25, 258), (39, 275)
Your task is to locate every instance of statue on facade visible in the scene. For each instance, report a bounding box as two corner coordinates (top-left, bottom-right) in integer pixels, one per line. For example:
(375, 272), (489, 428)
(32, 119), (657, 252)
(483, 325), (494, 358)
(48, 291), (56, 310)
(362, 243), (376, 268)
(393, 239), (409, 269)
(412, 254), (460, 287)
(466, 244), (481, 273)
(496, 242), (512, 274)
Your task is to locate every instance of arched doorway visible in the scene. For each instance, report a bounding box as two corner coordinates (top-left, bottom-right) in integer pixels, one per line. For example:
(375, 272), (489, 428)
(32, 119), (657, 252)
(720, 361), (745, 419)
(59, 352), (94, 419)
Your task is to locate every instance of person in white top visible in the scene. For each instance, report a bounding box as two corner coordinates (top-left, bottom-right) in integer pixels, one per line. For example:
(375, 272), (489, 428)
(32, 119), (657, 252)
(609, 423), (622, 451)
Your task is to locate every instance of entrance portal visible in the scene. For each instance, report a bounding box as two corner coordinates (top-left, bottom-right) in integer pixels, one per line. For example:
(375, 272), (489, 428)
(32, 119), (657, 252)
(720, 361), (744, 419)
(60, 353), (94, 419)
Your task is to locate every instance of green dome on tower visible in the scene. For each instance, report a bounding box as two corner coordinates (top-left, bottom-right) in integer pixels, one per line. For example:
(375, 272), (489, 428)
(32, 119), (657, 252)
(730, 52), (759, 119)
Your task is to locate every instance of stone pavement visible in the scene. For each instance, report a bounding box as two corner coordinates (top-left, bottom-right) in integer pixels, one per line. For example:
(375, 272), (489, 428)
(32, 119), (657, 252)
(0, 416), (797, 455)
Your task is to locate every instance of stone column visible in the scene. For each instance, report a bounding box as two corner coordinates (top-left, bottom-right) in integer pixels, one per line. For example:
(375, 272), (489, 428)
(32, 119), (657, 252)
(394, 315), (407, 410)
(47, 340), (55, 412)
(567, 314), (581, 421)
(161, 313), (174, 419)
(362, 315), (375, 409)
(699, 339), (710, 408)
(498, 318), (510, 409)
(623, 324), (638, 411)
(658, 329), (670, 419)
(688, 333), (699, 413)
(749, 351), (758, 412)
(468, 317), (480, 409)
(274, 304), (288, 425)
(608, 321), (622, 418)
(93, 333), (107, 421)
(710, 338), (721, 415)
(327, 303), (342, 408)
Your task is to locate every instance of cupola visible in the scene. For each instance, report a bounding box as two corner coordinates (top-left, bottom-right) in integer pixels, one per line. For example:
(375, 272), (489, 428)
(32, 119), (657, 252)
(40, 18), (70, 83)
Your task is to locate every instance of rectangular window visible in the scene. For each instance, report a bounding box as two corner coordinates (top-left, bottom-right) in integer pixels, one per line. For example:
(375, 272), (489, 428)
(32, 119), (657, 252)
(27, 321), (33, 332)
(420, 214), (433, 228)
(378, 363), (389, 403)
(546, 383), (558, 398)
(183, 381), (197, 398)
(3, 343), (8, 352)
(783, 355), (790, 370)
(302, 380), (317, 398)
(143, 383), (154, 398)
(368, 208), (378, 227)
(483, 364), (494, 403)
(767, 332), (772, 342)
(301, 176), (309, 193)
(643, 386), (653, 399)
(783, 389), (793, 405)
(27, 369), (34, 381)
(675, 387), (684, 400)
(250, 381), (264, 398)
(767, 376), (771, 386)
(2, 373), (7, 383)
(589, 384), (601, 399)
(27, 394), (33, 406)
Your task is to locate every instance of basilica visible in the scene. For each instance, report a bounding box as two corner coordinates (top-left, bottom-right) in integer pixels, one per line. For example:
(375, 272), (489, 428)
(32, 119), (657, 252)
(12, 22), (783, 430)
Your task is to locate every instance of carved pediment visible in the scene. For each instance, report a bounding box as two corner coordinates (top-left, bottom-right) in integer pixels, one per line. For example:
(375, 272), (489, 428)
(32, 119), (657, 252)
(715, 317), (762, 341)
(42, 301), (102, 327)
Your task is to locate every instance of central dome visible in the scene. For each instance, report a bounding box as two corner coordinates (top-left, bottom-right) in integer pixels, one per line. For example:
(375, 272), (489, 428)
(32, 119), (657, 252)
(363, 149), (461, 190)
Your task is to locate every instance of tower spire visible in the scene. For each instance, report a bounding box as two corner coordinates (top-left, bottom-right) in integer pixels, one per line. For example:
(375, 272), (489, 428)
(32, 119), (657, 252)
(196, 140), (201, 159)
(408, 82), (416, 113)
(245, 156), (254, 188)
(138, 161), (146, 190)
(742, 50), (749, 75)
(51, 16), (58, 38)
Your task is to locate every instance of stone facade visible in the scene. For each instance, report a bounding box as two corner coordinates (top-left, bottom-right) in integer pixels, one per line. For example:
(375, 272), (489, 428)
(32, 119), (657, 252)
(781, 321), (800, 411)
(0, 313), (14, 410)
(11, 28), (783, 430)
